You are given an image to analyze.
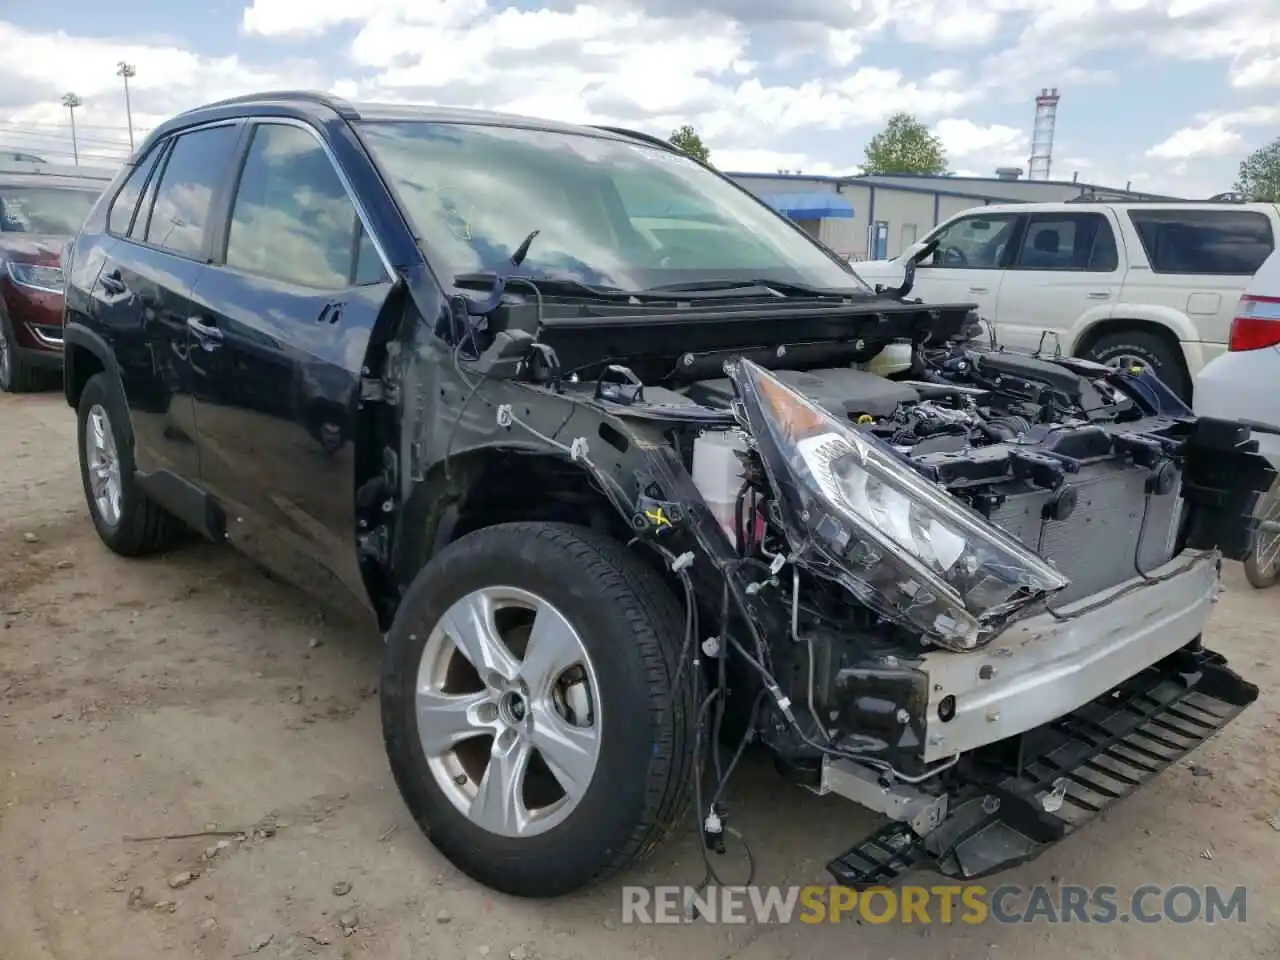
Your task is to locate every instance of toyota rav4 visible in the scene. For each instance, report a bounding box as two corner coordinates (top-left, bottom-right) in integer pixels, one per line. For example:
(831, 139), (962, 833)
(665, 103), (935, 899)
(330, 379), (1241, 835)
(60, 92), (1273, 898)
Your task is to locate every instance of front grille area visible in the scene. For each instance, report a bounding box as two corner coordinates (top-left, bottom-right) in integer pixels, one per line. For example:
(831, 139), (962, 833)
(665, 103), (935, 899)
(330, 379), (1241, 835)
(987, 460), (1184, 605)
(827, 645), (1257, 888)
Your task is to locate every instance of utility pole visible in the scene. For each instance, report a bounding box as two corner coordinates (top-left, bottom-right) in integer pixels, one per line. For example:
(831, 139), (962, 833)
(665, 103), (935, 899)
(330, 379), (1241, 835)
(117, 62), (136, 150)
(61, 92), (82, 165)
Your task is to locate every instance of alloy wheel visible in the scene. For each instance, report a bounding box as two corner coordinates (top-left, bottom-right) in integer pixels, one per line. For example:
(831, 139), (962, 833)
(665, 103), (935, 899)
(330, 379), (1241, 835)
(84, 404), (123, 527)
(415, 585), (602, 838)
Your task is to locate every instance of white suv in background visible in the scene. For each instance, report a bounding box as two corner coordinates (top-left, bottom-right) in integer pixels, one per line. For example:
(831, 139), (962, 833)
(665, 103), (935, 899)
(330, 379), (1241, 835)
(854, 200), (1280, 400)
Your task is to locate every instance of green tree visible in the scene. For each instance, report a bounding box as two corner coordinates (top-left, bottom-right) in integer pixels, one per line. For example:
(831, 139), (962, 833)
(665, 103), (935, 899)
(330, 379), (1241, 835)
(669, 124), (711, 164)
(862, 113), (948, 175)
(1235, 138), (1280, 202)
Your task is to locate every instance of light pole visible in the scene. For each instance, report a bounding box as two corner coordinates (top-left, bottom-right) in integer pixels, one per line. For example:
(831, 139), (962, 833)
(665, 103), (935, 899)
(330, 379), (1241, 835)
(116, 62), (136, 150)
(61, 92), (82, 165)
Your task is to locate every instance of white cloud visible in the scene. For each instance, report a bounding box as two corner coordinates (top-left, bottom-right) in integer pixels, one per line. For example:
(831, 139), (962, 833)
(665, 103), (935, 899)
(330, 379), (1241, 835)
(0, 0), (1275, 191)
(934, 118), (1029, 172)
(1147, 105), (1280, 160)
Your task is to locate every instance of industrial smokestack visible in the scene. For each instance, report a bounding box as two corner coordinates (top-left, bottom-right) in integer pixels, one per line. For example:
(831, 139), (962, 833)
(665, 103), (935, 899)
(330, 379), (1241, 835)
(1029, 87), (1060, 181)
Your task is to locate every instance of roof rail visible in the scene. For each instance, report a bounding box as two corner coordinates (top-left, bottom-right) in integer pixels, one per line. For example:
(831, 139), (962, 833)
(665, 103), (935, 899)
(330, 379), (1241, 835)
(1064, 195), (1226, 204)
(196, 90), (360, 120)
(590, 125), (680, 153)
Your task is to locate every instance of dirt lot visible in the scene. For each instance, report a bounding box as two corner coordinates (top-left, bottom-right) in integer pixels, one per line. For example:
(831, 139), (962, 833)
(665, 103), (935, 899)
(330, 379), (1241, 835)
(2, 391), (1278, 960)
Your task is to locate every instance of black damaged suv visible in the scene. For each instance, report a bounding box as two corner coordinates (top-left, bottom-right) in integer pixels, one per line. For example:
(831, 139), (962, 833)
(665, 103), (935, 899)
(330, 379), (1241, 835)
(62, 92), (1271, 899)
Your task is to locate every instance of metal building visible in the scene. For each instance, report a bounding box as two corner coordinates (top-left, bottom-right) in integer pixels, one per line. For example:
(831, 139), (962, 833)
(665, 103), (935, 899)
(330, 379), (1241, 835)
(729, 170), (1181, 262)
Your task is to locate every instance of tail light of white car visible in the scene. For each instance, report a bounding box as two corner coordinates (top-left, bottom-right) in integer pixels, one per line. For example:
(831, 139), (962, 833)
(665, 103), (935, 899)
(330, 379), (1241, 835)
(1228, 293), (1280, 351)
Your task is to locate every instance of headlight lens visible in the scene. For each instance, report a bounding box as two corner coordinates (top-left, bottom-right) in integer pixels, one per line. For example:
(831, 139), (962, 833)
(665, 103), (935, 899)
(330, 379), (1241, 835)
(729, 358), (1068, 650)
(6, 261), (64, 294)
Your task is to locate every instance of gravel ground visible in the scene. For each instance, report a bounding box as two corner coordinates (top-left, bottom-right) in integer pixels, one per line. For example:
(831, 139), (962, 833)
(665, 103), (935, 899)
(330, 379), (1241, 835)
(2, 391), (1278, 960)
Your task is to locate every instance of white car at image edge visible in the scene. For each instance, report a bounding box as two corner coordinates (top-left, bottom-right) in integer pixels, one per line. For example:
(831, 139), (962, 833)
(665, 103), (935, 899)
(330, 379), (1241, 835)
(1194, 248), (1280, 587)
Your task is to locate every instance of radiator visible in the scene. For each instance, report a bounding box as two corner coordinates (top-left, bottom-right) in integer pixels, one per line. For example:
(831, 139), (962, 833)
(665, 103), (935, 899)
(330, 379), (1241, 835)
(986, 461), (1184, 606)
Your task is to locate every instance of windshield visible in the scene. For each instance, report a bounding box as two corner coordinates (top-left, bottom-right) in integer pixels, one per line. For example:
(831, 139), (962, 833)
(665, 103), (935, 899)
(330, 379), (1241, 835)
(357, 120), (871, 293)
(0, 186), (100, 235)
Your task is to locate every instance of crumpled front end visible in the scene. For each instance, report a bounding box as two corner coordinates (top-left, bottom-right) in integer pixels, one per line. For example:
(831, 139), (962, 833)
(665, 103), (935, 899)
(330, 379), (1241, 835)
(627, 352), (1270, 887)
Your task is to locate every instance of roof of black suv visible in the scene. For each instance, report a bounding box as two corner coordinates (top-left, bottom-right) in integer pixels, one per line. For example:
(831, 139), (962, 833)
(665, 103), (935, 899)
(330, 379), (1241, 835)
(144, 90), (674, 156)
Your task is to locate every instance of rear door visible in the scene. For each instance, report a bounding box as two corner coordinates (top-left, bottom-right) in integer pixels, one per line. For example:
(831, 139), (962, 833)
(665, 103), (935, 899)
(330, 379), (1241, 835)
(908, 210), (1020, 329)
(993, 210), (1121, 355)
(187, 119), (394, 609)
(1122, 206), (1275, 357)
(88, 122), (243, 496)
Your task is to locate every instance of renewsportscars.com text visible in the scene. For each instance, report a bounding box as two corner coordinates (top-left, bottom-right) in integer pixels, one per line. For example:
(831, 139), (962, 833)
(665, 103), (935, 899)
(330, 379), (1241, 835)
(621, 884), (1248, 925)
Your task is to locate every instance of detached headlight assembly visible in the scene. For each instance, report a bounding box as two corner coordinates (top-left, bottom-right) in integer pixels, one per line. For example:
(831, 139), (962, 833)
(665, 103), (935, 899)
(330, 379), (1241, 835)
(728, 358), (1068, 650)
(6, 260), (64, 295)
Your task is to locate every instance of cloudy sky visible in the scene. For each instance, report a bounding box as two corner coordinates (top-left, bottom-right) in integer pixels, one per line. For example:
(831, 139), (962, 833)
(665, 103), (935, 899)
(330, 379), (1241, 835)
(0, 0), (1275, 196)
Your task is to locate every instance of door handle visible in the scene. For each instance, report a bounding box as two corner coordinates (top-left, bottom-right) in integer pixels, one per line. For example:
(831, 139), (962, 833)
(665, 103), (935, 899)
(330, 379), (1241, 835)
(969, 287), (990, 294)
(317, 300), (345, 324)
(186, 315), (223, 350)
(99, 269), (127, 295)
(1087, 292), (1110, 300)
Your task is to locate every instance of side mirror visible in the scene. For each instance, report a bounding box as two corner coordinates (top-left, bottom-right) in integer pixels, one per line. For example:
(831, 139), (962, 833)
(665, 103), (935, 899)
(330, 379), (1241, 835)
(878, 238), (940, 300)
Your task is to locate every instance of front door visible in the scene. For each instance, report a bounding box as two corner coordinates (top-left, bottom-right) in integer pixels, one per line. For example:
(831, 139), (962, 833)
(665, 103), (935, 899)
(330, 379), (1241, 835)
(187, 120), (395, 610)
(910, 211), (1020, 336)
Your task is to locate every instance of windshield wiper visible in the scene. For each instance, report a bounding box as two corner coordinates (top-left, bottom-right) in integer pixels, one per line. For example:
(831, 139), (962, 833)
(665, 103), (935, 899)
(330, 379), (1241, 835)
(638, 278), (870, 299)
(453, 271), (634, 301)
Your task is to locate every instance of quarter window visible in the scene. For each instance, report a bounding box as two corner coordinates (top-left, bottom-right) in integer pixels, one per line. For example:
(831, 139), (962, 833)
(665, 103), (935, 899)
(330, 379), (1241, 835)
(145, 124), (241, 258)
(107, 146), (162, 236)
(1128, 209), (1274, 276)
(225, 123), (383, 288)
(926, 214), (1019, 269)
(1012, 213), (1118, 272)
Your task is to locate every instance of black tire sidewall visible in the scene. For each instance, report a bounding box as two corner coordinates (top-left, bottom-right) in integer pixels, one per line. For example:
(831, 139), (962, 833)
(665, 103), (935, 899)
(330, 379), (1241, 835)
(0, 311), (19, 392)
(76, 373), (138, 547)
(1086, 333), (1190, 399)
(381, 523), (680, 896)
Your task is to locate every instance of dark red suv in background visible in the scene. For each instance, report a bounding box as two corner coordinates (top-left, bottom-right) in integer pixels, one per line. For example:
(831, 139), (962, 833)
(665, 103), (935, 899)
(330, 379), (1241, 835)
(0, 162), (114, 392)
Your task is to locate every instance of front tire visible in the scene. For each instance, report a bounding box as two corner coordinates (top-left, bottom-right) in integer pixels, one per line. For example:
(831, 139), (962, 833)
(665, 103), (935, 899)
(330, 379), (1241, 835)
(381, 522), (694, 897)
(76, 372), (183, 556)
(0, 312), (48, 393)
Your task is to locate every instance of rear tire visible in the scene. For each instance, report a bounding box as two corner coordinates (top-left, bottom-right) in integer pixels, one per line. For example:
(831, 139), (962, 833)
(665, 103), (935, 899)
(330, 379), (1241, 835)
(1244, 478), (1280, 589)
(1082, 329), (1191, 402)
(76, 372), (184, 556)
(0, 312), (48, 393)
(381, 521), (695, 897)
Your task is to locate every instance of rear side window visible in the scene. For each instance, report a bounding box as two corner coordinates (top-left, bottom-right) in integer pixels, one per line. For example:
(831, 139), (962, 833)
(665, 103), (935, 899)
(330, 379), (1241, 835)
(1128, 209), (1274, 276)
(107, 147), (162, 236)
(145, 124), (240, 259)
(1013, 213), (1118, 272)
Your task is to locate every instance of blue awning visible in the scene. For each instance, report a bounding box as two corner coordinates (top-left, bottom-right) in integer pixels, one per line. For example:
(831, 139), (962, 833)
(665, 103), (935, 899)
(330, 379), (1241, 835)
(757, 191), (855, 219)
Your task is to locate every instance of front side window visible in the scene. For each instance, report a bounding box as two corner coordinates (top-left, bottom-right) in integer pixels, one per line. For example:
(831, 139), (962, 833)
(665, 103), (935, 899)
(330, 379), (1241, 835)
(356, 121), (870, 293)
(145, 124), (240, 258)
(926, 214), (1018, 269)
(1128, 209), (1275, 276)
(225, 123), (383, 288)
(1012, 213), (1118, 272)
(0, 186), (101, 235)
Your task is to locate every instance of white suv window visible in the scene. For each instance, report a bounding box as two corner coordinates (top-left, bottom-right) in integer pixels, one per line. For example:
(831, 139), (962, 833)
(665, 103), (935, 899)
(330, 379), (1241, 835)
(1011, 212), (1119, 272)
(1127, 208), (1274, 276)
(928, 213), (1018, 269)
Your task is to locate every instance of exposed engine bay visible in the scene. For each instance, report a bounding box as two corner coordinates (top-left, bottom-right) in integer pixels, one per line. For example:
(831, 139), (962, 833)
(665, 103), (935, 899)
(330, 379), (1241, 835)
(426, 284), (1272, 888)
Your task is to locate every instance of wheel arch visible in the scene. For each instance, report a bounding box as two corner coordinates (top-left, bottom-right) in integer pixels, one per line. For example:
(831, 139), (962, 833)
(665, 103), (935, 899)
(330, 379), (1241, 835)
(383, 447), (684, 630)
(1072, 314), (1193, 378)
(63, 322), (134, 447)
